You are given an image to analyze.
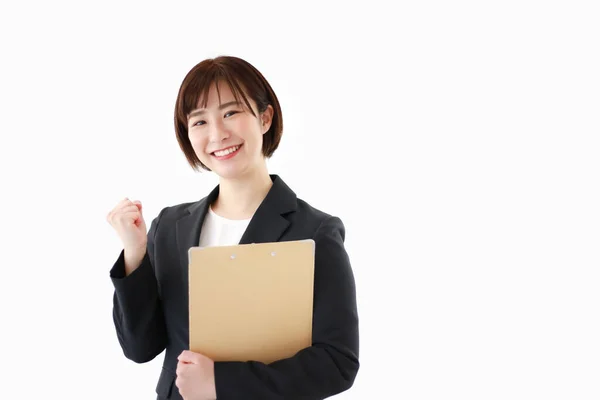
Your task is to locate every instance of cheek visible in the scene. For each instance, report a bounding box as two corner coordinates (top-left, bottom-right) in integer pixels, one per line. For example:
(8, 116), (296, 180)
(233, 118), (260, 137)
(188, 134), (208, 155)
(188, 132), (204, 147)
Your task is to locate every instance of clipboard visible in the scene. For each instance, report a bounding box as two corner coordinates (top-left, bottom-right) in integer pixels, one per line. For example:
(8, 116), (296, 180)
(188, 239), (315, 364)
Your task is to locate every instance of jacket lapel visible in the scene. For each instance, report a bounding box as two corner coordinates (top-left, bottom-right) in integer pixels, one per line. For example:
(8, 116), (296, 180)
(175, 174), (298, 271)
(175, 184), (219, 270)
(238, 175), (297, 245)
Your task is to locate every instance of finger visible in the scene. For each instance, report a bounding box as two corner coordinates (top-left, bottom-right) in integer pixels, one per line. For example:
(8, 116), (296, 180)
(119, 205), (140, 214)
(126, 202), (143, 215)
(178, 350), (191, 362)
(117, 198), (142, 211)
(113, 209), (140, 221)
(178, 350), (201, 364)
(118, 197), (133, 207)
(108, 200), (134, 217)
(113, 211), (142, 225)
(176, 363), (193, 378)
(107, 199), (139, 222)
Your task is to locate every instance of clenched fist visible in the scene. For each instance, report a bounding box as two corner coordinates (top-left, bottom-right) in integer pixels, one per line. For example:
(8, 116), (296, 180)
(176, 351), (217, 400)
(107, 198), (148, 275)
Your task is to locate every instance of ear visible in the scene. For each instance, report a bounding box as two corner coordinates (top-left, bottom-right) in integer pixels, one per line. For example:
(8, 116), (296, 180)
(261, 105), (274, 134)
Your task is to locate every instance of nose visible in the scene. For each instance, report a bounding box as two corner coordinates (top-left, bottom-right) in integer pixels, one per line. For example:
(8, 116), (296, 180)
(208, 118), (230, 143)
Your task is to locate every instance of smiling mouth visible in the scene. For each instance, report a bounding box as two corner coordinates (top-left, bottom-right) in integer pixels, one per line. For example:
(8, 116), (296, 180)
(212, 144), (242, 157)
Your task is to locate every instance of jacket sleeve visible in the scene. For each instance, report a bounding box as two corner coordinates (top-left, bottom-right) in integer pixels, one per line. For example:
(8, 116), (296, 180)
(110, 208), (168, 363)
(214, 216), (360, 399)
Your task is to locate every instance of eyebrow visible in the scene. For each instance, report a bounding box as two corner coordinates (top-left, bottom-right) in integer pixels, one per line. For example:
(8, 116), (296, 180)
(188, 101), (241, 119)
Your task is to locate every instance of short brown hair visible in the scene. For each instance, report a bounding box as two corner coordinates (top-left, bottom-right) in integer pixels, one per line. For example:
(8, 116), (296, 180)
(174, 56), (283, 171)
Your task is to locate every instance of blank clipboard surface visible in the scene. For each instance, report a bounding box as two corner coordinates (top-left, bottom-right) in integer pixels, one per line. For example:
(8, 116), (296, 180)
(188, 239), (315, 364)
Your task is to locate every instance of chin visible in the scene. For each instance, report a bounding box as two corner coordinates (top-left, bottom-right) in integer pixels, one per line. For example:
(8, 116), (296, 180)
(212, 166), (248, 180)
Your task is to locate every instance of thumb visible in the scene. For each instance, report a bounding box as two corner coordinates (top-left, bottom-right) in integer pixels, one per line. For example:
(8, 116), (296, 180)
(178, 350), (201, 364)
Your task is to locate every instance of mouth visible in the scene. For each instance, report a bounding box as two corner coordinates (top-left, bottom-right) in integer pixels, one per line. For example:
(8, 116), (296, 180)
(211, 144), (242, 159)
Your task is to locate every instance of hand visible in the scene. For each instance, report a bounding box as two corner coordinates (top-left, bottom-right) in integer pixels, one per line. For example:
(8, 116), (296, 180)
(176, 350), (217, 400)
(106, 198), (148, 273)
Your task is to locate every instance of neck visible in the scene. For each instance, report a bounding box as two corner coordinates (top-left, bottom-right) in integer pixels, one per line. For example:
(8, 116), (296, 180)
(212, 165), (273, 220)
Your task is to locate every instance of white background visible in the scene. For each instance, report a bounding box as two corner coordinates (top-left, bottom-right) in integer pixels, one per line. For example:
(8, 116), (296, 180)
(1, 1), (599, 399)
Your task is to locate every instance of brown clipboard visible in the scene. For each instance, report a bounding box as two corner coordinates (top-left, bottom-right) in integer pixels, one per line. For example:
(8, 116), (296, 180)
(188, 239), (315, 364)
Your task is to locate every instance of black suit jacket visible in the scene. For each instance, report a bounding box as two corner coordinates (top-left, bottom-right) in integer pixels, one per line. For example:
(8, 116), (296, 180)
(110, 175), (359, 399)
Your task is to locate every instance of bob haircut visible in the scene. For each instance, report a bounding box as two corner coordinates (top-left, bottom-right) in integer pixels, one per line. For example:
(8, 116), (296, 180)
(174, 56), (283, 171)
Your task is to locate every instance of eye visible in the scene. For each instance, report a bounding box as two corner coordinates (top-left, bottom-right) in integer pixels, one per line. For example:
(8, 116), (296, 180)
(192, 120), (206, 127)
(225, 111), (239, 118)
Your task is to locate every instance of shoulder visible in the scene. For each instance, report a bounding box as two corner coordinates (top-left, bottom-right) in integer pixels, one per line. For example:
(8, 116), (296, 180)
(148, 197), (207, 229)
(152, 201), (195, 221)
(268, 174), (345, 237)
(160, 201), (198, 218)
(295, 196), (331, 221)
(291, 196), (346, 241)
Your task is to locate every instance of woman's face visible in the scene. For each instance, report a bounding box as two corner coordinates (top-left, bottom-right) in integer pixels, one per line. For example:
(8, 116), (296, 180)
(187, 81), (273, 180)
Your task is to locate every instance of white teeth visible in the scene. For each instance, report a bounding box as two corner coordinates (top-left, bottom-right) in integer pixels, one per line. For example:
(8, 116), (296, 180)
(214, 145), (240, 157)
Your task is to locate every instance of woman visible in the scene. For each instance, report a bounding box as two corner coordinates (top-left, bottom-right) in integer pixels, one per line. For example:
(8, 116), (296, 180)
(106, 56), (359, 400)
